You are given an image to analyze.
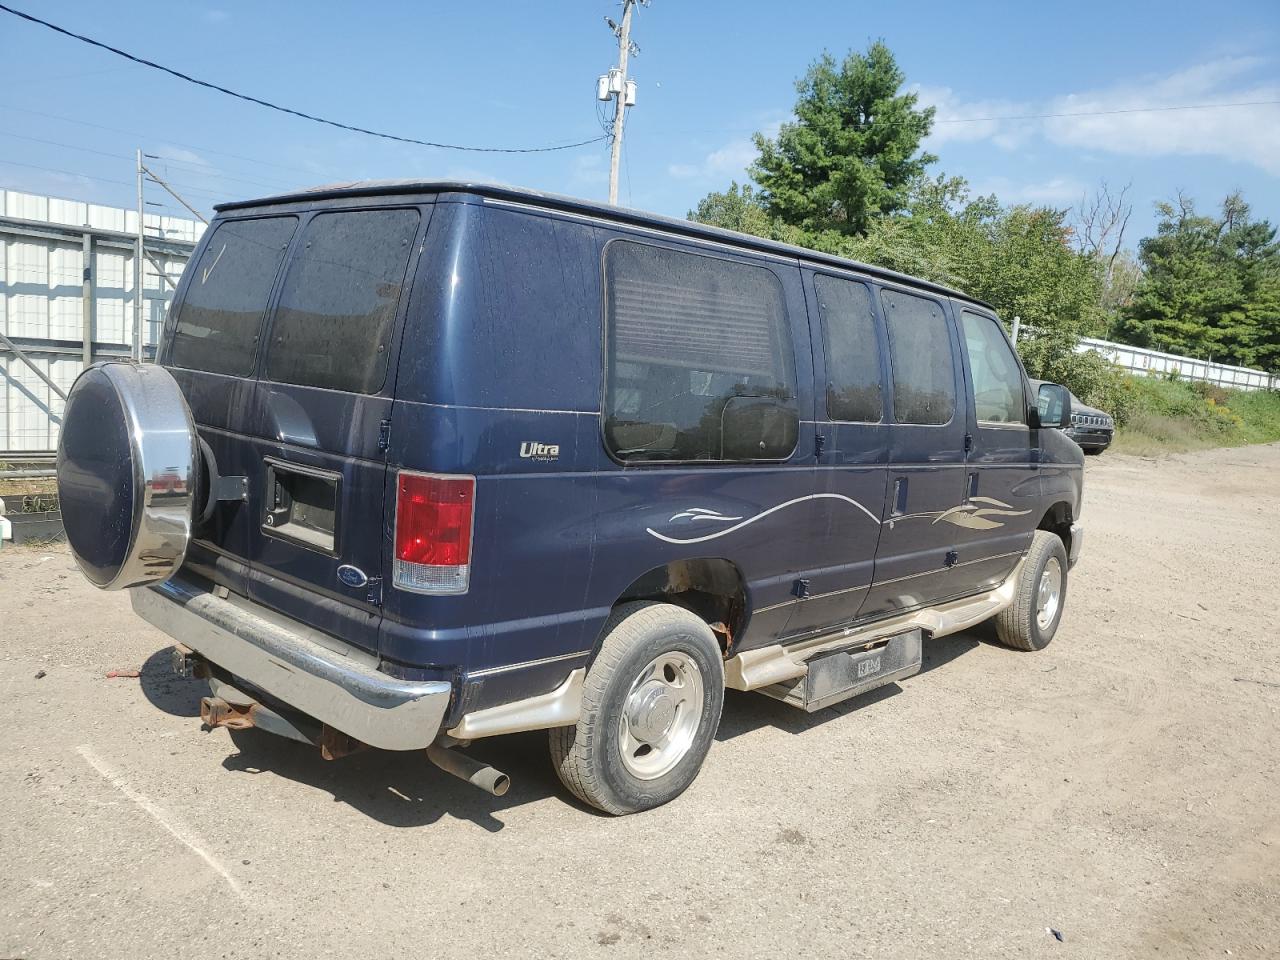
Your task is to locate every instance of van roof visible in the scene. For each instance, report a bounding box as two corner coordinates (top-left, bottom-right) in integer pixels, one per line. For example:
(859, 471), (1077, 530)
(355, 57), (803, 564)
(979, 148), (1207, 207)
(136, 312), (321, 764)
(215, 179), (992, 308)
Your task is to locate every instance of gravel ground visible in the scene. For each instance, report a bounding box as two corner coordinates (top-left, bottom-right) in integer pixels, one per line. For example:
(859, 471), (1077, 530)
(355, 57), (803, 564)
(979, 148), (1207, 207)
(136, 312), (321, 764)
(2, 444), (1278, 959)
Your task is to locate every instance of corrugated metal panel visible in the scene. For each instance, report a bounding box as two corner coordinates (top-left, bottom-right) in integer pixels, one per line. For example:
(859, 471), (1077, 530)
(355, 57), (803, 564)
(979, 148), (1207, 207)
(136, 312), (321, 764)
(0, 353), (77, 451)
(1, 190), (204, 450)
(1076, 336), (1278, 391)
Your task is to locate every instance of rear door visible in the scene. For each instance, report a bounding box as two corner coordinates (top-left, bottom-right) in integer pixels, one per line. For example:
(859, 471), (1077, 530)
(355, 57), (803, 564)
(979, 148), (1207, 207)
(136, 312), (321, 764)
(782, 268), (889, 639)
(165, 215), (300, 598)
(245, 205), (427, 654)
(859, 285), (968, 618)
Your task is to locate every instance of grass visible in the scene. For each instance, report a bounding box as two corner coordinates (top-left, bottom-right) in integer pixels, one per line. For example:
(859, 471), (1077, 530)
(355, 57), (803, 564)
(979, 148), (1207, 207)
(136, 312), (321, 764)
(1111, 376), (1280, 455)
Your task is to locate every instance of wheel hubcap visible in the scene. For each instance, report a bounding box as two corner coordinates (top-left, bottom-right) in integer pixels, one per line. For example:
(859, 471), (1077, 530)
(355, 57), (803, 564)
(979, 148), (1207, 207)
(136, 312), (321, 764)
(618, 651), (703, 780)
(1036, 557), (1063, 631)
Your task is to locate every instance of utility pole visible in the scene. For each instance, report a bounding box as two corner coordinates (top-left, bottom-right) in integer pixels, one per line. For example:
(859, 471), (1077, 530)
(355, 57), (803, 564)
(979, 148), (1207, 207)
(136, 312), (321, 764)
(599, 1), (644, 205)
(133, 148), (144, 362)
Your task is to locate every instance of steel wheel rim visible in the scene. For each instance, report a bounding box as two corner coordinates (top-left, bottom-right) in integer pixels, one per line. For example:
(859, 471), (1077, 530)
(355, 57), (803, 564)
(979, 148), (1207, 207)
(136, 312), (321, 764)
(1036, 556), (1063, 631)
(618, 650), (704, 780)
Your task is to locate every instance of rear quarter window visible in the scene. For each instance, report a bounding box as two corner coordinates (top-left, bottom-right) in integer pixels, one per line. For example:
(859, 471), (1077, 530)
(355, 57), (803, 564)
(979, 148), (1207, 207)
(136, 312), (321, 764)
(168, 216), (296, 376)
(265, 208), (420, 394)
(604, 240), (797, 462)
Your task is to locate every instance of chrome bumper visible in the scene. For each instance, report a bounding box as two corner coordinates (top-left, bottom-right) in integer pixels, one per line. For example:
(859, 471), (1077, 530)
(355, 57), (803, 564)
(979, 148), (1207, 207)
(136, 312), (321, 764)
(131, 577), (452, 750)
(1069, 521), (1084, 567)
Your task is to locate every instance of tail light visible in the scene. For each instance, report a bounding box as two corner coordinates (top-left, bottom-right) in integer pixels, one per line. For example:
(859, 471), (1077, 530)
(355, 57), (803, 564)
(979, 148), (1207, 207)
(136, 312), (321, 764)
(393, 471), (475, 595)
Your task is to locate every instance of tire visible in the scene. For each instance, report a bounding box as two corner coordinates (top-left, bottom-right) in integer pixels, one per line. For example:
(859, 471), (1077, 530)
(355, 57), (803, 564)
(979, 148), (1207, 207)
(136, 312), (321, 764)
(994, 530), (1069, 651)
(549, 602), (725, 815)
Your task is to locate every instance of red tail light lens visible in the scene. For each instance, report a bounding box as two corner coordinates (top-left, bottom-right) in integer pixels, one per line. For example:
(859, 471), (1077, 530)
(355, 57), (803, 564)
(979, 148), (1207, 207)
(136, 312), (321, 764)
(393, 472), (474, 594)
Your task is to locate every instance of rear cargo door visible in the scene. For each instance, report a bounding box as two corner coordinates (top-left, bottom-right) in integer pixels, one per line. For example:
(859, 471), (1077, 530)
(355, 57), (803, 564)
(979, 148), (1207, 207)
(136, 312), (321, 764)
(244, 205), (427, 654)
(165, 214), (300, 599)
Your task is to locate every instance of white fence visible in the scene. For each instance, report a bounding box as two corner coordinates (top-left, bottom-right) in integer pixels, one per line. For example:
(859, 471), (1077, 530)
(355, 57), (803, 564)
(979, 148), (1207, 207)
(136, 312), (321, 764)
(1074, 336), (1278, 392)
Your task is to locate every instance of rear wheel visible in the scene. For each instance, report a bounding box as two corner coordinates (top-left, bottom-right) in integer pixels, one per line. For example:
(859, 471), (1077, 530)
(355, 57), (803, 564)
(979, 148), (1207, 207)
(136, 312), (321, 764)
(994, 530), (1068, 651)
(549, 602), (724, 815)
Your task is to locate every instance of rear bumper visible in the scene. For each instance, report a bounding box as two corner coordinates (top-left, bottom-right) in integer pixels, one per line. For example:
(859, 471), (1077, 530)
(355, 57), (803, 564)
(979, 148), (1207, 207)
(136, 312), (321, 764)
(131, 576), (453, 750)
(1068, 521), (1084, 567)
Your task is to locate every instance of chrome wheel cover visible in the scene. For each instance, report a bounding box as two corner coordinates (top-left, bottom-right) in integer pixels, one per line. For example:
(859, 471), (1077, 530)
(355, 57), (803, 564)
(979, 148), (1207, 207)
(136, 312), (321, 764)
(618, 650), (704, 780)
(1036, 556), (1063, 632)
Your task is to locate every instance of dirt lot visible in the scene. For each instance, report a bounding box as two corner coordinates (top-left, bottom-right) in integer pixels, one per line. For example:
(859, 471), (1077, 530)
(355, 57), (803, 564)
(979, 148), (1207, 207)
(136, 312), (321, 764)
(2, 445), (1278, 959)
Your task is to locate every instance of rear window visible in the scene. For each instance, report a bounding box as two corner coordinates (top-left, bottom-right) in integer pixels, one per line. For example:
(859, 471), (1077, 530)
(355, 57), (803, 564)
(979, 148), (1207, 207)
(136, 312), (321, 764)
(604, 240), (797, 462)
(169, 216), (296, 376)
(265, 208), (420, 394)
(814, 274), (883, 422)
(881, 289), (956, 425)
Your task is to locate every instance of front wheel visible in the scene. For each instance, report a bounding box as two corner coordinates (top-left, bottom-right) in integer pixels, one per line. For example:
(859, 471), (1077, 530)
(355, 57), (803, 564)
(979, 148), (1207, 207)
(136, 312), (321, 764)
(549, 602), (724, 815)
(994, 530), (1069, 651)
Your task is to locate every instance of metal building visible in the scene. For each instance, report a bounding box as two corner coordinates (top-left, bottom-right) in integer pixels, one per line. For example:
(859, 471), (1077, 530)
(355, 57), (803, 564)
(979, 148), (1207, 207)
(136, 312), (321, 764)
(0, 189), (204, 453)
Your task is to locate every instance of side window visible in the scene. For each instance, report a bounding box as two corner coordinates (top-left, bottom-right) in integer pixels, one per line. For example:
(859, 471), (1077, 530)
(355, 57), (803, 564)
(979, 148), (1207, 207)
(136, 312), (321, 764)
(880, 289), (956, 425)
(265, 208), (420, 394)
(604, 241), (797, 462)
(813, 274), (883, 422)
(169, 217), (296, 376)
(960, 311), (1026, 424)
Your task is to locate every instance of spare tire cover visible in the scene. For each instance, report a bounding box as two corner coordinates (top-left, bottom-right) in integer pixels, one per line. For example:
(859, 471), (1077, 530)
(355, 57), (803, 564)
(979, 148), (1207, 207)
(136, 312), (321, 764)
(56, 362), (197, 590)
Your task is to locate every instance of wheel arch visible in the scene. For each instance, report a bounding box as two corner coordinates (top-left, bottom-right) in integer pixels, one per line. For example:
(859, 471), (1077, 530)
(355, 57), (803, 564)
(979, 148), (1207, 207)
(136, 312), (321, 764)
(605, 557), (748, 658)
(1038, 501), (1074, 556)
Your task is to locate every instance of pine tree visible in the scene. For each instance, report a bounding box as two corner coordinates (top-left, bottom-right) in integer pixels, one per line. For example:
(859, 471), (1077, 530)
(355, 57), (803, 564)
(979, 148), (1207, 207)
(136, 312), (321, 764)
(749, 42), (936, 237)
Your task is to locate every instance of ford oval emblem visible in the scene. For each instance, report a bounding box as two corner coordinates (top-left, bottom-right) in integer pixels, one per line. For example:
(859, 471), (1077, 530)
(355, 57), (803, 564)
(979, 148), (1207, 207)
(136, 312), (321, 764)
(336, 564), (369, 589)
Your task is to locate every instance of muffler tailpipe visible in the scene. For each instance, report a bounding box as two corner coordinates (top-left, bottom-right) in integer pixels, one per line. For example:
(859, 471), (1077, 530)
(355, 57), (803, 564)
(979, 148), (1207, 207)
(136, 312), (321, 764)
(425, 744), (510, 796)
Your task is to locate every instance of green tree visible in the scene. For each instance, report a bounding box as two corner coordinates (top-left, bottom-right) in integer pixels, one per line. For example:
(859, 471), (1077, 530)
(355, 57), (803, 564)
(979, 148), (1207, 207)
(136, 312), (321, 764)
(687, 182), (800, 243)
(1121, 193), (1280, 369)
(749, 41), (936, 236)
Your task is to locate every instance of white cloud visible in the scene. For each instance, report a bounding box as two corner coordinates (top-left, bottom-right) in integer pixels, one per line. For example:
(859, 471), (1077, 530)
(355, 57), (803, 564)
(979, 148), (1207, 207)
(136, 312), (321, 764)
(970, 176), (1087, 207)
(914, 84), (1031, 150)
(570, 153), (609, 186)
(202, 9), (229, 24)
(155, 146), (210, 167)
(914, 57), (1280, 176)
(667, 137), (756, 180)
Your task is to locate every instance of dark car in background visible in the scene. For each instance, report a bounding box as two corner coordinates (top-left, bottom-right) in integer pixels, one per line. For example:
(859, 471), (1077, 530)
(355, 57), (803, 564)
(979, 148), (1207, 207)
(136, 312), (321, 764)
(1067, 394), (1114, 453)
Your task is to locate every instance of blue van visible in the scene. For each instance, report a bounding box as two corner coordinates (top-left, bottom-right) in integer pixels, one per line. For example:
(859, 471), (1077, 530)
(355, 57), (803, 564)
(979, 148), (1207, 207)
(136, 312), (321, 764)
(56, 181), (1083, 814)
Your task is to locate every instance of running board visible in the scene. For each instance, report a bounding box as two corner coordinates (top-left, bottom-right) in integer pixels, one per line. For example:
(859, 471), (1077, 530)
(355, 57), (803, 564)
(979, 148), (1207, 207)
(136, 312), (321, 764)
(724, 558), (1024, 692)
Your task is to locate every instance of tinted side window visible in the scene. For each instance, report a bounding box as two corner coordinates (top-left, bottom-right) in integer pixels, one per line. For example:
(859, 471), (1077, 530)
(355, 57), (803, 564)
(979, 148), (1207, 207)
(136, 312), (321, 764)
(881, 289), (955, 425)
(961, 311), (1026, 424)
(604, 241), (797, 462)
(814, 274), (882, 422)
(265, 208), (419, 394)
(169, 217), (296, 376)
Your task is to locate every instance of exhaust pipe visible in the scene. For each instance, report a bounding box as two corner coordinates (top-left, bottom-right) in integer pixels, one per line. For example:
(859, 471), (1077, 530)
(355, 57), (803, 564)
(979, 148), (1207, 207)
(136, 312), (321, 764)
(426, 744), (510, 796)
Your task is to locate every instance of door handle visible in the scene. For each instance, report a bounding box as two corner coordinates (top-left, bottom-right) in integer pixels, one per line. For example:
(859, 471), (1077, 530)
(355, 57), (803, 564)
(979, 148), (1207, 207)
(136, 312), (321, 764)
(967, 471), (979, 500)
(892, 477), (907, 516)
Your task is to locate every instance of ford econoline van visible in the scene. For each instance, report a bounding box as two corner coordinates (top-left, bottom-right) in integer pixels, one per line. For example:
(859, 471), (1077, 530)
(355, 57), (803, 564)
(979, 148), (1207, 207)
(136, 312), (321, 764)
(56, 181), (1083, 814)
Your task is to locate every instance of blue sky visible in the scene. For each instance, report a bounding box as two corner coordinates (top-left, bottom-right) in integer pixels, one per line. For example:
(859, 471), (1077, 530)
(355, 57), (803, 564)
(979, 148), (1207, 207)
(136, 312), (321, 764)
(1, 0), (1277, 243)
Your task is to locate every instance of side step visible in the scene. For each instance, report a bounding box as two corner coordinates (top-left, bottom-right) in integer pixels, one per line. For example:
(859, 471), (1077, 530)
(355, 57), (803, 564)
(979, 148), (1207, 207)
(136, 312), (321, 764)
(757, 629), (922, 712)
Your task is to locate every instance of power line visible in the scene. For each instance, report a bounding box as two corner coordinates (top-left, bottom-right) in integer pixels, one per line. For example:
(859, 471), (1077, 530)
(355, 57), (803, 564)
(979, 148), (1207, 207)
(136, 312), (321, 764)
(0, 3), (608, 154)
(0, 102), (332, 177)
(0, 130), (302, 193)
(0, 156), (223, 203)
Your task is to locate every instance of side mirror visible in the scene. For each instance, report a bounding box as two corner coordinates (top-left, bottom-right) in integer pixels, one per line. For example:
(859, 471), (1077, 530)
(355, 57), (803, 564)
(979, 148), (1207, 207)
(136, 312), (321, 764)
(720, 395), (799, 460)
(1034, 383), (1072, 429)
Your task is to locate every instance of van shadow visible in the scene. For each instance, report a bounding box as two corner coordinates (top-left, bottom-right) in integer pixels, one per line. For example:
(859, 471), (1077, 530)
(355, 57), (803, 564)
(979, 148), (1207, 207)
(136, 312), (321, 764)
(218, 727), (575, 832)
(135, 629), (994, 829)
(138, 646), (205, 718)
(716, 630), (985, 742)
(136, 645), (580, 831)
